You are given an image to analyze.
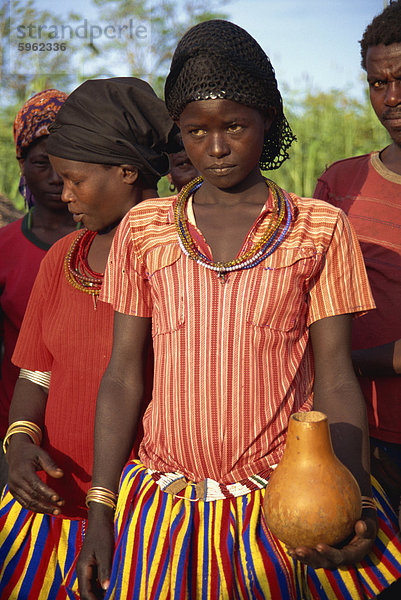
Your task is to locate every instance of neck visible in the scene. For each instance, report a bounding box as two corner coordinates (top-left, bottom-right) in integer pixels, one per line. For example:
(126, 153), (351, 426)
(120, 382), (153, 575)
(193, 174), (268, 207)
(380, 143), (401, 176)
(142, 187), (158, 200)
(30, 204), (76, 230)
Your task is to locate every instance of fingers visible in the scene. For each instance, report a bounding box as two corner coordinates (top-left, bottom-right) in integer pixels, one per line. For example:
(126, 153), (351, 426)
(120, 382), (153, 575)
(77, 563), (106, 600)
(77, 518), (114, 600)
(10, 478), (65, 514)
(38, 452), (64, 479)
(286, 518), (377, 570)
(287, 544), (344, 570)
(7, 448), (64, 514)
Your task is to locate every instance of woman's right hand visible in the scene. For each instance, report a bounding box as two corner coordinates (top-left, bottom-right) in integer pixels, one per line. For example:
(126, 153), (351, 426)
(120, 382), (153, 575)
(6, 433), (64, 514)
(77, 504), (115, 600)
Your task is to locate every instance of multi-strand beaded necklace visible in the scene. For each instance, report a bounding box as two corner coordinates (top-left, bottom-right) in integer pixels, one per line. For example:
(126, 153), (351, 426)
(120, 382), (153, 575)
(64, 229), (103, 309)
(174, 176), (293, 283)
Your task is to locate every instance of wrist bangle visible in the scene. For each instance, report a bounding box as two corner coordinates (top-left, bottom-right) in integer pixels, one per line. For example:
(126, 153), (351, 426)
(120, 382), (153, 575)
(85, 486), (117, 510)
(3, 420), (43, 454)
(361, 496), (377, 511)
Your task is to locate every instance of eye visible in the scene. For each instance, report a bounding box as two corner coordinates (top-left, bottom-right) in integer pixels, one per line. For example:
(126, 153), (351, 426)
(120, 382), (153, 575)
(370, 80), (386, 89)
(189, 128), (206, 137)
(32, 160), (50, 167)
(227, 123), (242, 133)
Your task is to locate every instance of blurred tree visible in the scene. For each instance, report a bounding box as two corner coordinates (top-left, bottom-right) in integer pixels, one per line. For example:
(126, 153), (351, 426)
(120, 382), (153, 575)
(0, 0), (228, 206)
(0, 0), (95, 207)
(91, 0), (228, 95)
(267, 88), (390, 197)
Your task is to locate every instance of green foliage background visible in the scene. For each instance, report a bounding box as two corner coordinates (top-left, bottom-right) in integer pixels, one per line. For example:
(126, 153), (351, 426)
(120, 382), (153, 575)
(0, 0), (391, 208)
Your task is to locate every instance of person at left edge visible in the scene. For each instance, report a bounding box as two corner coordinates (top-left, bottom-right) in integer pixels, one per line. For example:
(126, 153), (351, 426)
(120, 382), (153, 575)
(0, 77), (178, 600)
(0, 90), (75, 492)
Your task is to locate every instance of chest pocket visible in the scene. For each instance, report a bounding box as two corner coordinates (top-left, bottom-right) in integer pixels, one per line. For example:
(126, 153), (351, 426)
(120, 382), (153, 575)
(145, 244), (185, 336)
(246, 246), (319, 332)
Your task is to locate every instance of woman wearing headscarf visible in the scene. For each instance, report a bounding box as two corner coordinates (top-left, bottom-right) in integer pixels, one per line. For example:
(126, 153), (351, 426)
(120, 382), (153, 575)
(0, 90), (75, 491)
(0, 77), (178, 600)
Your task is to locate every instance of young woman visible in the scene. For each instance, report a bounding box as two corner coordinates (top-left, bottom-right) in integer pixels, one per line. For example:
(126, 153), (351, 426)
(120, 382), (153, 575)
(77, 21), (401, 600)
(0, 90), (75, 490)
(0, 77), (178, 600)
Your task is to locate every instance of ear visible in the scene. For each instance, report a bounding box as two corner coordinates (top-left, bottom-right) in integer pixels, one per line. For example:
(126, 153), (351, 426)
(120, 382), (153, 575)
(18, 158), (25, 176)
(120, 165), (139, 184)
(264, 108), (277, 134)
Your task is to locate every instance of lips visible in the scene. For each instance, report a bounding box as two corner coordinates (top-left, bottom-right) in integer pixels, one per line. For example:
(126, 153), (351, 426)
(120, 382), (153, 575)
(383, 110), (401, 120)
(383, 110), (401, 126)
(207, 164), (235, 174)
(69, 210), (84, 223)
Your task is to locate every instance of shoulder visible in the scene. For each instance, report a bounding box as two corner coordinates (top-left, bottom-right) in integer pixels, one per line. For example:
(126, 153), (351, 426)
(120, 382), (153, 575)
(0, 216), (24, 243)
(318, 153), (372, 182)
(288, 193), (349, 249)
(39, 230), (80, 269)
(125, 196), (175, 228)
(118, 196), (177, 251)
(290, 193), (342, 224)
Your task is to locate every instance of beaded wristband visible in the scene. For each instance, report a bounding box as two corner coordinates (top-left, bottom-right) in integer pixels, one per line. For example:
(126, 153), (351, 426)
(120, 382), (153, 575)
(85, 486), (117, 510)
(361, 496), (377, 511)
(3, 420), (43, 454)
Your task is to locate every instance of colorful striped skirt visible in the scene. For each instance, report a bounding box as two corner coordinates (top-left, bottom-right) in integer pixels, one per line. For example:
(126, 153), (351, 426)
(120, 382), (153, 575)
(0, 486), (83, 600)
(101, 460), (401, 600)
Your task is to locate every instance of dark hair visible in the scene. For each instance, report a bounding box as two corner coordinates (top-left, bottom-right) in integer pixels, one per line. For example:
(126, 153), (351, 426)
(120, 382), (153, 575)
(360, 1), (401, 70)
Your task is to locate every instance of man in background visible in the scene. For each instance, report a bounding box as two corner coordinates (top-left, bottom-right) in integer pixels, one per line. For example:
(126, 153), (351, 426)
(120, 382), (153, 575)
(314, 0), (401, 520)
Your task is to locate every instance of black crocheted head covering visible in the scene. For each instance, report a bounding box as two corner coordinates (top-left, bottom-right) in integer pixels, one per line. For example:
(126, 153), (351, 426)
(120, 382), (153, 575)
(165, 20), (295, 170)
(47, 77), (181, 184)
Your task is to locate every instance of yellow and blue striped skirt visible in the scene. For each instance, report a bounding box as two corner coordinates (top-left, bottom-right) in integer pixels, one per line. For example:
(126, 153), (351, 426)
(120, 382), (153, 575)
(96, 460), (401, 600)
(0, 487), (83, 600)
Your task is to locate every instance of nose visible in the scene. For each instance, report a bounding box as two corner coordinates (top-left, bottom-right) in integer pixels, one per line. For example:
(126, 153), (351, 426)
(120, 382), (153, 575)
(61, 181), (73, 203)
(208, 132), (230, 158)
(384, 80), (401, 107)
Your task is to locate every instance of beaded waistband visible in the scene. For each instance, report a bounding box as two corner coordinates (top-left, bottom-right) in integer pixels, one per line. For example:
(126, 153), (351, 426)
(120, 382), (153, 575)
(148, 466), (276, 502)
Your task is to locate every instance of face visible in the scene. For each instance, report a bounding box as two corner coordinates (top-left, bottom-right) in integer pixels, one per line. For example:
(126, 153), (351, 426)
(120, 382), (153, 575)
(366, 43), (401, 146)
(177, 99), (273, 191)
(49, 156), (137, 231)
(20, 137), (64, 210)
(168, 150), (199, 191)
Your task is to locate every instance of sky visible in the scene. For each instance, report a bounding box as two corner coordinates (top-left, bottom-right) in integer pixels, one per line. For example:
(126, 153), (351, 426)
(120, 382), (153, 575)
(8, 0), (390, 100)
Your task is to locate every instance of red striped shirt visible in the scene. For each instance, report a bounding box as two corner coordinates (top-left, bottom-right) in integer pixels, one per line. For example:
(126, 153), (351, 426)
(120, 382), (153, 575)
(101, 192), (374, 483)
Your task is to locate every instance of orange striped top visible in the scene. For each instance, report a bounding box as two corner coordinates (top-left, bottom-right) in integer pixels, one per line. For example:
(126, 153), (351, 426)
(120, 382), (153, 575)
(101, 192), (375, 483)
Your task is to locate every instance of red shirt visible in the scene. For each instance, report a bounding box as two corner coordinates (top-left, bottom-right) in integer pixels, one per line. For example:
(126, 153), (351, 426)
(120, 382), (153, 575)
(0, 215), (49, 437)
(101, 192), (374, 483)
(314, 152), (401, 443)
(13, 232), (114, 518)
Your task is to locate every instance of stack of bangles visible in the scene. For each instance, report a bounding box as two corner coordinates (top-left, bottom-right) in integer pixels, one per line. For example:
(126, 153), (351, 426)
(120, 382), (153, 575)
(2, 420), (42, 454)
(361, 496), (377, 511)
(85, 486), (117, 511)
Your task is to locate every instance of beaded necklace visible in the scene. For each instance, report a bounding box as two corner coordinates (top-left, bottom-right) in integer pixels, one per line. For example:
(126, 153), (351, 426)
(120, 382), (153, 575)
(174, 176), (293, 283)
(64, 229), (103, 309)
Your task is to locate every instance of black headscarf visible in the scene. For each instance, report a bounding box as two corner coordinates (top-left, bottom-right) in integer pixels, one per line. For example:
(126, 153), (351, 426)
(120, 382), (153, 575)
(47, 77), (181, 182)
(165, 20), (295, 171)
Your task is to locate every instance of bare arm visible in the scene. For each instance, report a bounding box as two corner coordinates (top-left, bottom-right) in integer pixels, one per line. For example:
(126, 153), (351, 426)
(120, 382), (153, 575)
(77, 311), (151, 600)
(352, 339), (401, 377)
(6, 377), (64, 513)
(287, 314), (377, 569)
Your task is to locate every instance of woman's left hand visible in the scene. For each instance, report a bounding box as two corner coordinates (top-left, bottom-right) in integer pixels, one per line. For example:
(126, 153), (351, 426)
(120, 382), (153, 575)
(286, 511), (377, 570)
